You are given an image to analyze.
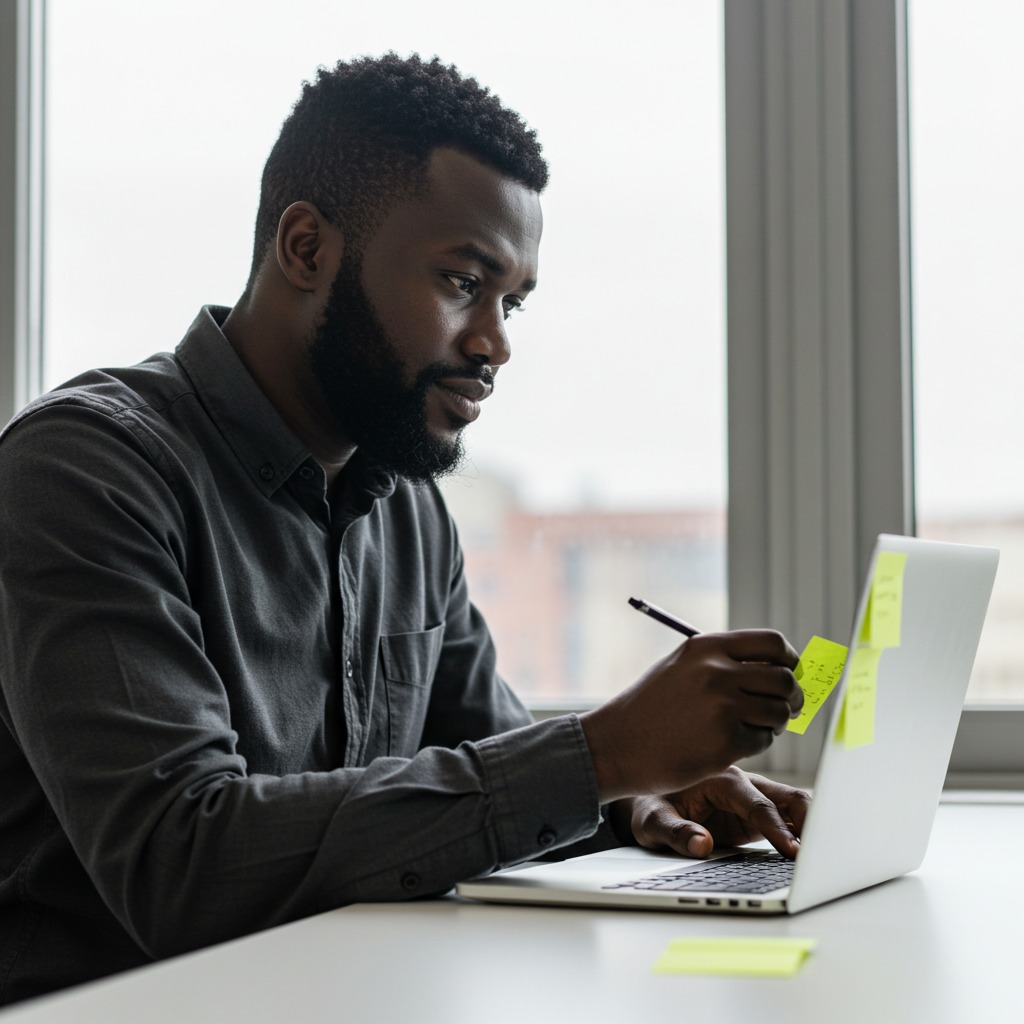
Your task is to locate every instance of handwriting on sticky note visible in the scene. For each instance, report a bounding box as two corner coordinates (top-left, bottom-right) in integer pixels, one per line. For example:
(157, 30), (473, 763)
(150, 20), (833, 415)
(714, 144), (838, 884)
(841, 647), (882, 748)
(787, 636), (848, 735)
(652, 937), (816, 977)
(860, 551), (907, 648)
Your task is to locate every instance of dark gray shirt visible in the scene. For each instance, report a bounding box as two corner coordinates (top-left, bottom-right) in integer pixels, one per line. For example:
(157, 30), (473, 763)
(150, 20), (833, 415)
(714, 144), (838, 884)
(0, 307), (607, 1004)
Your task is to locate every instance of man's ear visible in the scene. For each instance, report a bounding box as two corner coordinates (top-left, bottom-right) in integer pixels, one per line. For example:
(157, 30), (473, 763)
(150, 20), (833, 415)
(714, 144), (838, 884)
(275, 201), (343, 293)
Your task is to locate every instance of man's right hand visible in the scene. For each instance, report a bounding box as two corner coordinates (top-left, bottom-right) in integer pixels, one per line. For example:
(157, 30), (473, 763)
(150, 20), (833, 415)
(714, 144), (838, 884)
(578, 631), (802, 803)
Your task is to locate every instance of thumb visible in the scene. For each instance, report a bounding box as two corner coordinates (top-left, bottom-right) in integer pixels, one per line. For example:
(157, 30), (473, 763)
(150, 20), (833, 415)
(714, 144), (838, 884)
(634, 799), (715, 859)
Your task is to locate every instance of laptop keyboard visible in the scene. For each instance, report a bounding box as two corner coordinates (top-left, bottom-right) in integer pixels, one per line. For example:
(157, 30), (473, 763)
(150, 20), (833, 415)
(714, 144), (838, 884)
(603, 850), (795, 895)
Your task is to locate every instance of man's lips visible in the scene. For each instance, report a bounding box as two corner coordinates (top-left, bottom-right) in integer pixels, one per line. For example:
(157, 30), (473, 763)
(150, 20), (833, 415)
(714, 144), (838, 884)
(434, 376), (493, 423)
(435, 377), (493, 403)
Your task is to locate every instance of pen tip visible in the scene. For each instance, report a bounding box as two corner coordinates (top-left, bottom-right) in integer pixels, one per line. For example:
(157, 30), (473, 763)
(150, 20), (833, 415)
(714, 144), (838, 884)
(627, 597), (643, 609)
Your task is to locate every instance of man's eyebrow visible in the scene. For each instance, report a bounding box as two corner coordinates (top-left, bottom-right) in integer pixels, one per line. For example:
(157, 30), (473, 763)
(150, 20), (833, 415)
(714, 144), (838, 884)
(445, 243), (537, 292)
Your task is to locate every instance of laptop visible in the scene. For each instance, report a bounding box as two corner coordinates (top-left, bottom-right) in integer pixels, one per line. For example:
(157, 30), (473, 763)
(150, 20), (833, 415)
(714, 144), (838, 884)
(457, 534), (999, 915)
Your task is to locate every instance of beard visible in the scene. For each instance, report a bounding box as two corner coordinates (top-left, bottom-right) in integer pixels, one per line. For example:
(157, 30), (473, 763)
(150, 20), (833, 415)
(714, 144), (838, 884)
(308, 255), (491, 484)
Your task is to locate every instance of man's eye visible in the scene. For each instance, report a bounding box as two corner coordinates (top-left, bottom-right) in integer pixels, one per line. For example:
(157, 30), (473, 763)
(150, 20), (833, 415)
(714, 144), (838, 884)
(502, 298), (525, 321)
(445, 274), (476, 295)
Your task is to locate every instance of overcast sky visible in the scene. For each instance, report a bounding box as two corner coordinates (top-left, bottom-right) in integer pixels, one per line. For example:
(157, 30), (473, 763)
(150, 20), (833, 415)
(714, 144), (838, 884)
(43, 0), (1023, 518)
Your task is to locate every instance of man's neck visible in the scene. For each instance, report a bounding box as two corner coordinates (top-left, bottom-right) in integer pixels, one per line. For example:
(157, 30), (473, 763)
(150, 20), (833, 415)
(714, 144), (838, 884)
(222, 297), (356, 486)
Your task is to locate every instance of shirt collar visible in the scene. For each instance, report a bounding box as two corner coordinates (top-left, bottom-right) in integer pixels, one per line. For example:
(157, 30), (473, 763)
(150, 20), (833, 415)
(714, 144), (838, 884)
(175, 306), (308, 497)
(175, 306), (397, 504)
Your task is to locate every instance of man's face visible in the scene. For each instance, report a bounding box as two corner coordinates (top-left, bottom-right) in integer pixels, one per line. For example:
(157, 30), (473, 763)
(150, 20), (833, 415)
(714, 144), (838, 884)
(308, 148), (542, 483)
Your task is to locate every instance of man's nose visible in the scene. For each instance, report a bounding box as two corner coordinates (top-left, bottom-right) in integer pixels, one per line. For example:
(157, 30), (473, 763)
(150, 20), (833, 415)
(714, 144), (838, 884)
(459, 305), (512, 367)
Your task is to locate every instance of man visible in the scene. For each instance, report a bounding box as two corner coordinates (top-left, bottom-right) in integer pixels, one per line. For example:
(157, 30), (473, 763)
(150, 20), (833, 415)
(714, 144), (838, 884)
(0, 54), (807, 1005)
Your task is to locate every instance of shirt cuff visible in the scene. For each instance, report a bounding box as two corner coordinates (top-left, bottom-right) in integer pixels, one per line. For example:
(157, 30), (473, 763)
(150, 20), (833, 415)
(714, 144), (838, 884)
(474, 714), (602, 866)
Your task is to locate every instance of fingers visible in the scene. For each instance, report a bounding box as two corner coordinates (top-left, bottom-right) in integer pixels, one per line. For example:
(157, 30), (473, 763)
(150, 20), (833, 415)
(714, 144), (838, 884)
(734, 790), (802, 858)
(693, 629), (800, 669)
(684, 634), (804, 718)
(736, 694), (800, 734)
(746, 772), (812, 837)
(709, 769), (810, 859)
(738, 664), (805, 717)
(645, 769), (813, 860)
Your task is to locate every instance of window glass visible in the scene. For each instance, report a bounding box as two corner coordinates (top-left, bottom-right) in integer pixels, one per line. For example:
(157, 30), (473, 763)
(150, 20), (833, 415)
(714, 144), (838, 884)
(46, 0), (727, 705)
(909, 0), (1024, 701)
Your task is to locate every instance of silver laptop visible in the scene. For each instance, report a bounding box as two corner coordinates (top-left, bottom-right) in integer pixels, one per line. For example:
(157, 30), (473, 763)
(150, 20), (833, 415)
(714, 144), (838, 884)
(458, 535), (998, 915)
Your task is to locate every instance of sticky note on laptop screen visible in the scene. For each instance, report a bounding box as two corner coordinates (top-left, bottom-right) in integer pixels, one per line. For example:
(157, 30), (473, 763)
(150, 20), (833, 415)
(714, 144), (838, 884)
(838, 646), (883, 748)
(787, 636), (848, 734)
(860, 551), (908, 648)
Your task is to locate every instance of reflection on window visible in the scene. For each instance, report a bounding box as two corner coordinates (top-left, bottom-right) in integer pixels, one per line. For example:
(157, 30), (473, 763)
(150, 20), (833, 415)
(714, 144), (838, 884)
(910, 0), (1024, 701)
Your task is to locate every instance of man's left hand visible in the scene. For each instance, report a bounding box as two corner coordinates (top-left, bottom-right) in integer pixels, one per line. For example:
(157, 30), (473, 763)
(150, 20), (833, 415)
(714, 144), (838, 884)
(617, 767), (811, 860)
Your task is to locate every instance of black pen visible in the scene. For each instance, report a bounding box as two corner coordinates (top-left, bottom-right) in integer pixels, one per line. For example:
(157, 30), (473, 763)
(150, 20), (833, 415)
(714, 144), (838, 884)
(628, 596), (702, 638)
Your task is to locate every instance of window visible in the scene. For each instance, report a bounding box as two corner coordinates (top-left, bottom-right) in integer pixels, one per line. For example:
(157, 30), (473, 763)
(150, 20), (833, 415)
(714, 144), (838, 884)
(722, 0), (1024, 781)
(43, 0), (728, 706)
(909, 0), (1024, 703)
(5, 1), (1020, 777)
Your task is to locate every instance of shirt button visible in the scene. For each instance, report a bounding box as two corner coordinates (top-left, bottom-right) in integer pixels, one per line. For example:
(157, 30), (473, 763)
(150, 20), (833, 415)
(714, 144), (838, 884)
(346, 659), (354, 678)
(259, 463), (275, 481)
(299, 466), (314, 481)
(537, 827), (557, 849)
(401, 873), (421, 892)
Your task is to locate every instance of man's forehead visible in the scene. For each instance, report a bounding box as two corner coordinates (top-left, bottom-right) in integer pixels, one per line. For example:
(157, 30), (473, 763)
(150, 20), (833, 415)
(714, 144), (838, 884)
(369, 147), (542, 279)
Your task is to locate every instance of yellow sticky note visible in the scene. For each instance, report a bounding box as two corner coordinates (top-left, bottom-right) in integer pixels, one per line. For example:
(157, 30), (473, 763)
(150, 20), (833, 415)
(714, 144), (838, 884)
(834, 692), (847, 742)
(860, 552), (907, 648)
(653, 937), (816, 977)
(841, 647), (883, 749)
(787, 636), (848, 735)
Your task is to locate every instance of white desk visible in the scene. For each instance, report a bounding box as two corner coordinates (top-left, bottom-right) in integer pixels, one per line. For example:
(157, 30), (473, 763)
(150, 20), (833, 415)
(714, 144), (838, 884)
(5, 802), (1024, 1024)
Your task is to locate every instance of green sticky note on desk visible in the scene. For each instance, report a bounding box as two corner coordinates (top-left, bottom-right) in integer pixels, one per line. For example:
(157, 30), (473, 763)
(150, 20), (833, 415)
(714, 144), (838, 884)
(787, 636), (848, 735)
(860, 551), (907, 648)
(653, 937), (816, 977)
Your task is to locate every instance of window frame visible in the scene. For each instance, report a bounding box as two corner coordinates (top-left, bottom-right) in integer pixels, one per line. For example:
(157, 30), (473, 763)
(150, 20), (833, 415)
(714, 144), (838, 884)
(0, 0), (44, 429)
(2, 0), (1020, 785)
(724, 0), (1023, 784)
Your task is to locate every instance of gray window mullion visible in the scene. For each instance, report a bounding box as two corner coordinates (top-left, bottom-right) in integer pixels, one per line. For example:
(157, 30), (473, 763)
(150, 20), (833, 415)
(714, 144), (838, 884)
(0, 0), (45, 429)
(725, 0), (912, 777)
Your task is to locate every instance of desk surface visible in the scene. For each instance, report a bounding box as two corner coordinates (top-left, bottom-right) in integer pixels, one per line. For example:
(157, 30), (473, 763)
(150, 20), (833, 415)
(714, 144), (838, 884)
(5, 802), (1024, 1024)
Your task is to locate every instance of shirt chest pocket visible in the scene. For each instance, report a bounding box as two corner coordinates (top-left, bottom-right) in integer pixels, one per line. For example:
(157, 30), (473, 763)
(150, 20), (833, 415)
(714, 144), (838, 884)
(380, 624), (445, 756)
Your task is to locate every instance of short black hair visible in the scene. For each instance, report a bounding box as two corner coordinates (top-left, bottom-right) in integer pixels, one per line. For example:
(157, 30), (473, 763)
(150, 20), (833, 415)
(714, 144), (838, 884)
(249, 52), (548, 279)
